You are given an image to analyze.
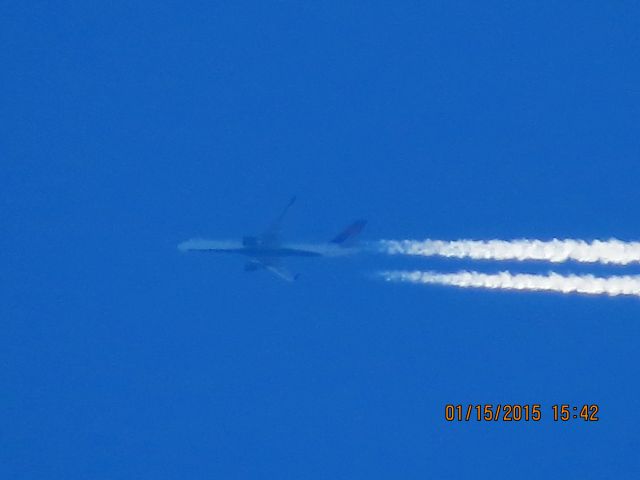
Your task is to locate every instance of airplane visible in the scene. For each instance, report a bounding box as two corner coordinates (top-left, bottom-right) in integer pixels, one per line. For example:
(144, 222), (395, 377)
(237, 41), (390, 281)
(178, 196), (366, 281)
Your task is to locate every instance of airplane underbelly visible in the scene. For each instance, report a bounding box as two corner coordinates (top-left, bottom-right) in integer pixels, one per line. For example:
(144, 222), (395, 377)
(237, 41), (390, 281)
(242, 248), (322, 257)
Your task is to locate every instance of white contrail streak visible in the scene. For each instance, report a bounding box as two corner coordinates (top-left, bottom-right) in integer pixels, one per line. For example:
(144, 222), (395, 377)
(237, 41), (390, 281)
(377, 239), (640, 265)
(380, 270), (640, 297)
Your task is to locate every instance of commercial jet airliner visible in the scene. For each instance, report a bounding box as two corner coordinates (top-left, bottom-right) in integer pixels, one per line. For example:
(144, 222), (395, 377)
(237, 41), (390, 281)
(178, 196), (366, 281)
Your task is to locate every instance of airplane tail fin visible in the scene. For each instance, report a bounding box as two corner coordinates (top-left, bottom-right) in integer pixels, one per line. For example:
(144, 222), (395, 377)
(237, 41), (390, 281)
(330, 220), (367, 245)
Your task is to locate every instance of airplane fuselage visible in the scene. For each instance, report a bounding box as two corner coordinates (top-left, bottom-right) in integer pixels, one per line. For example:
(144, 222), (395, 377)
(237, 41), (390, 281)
(178, 211), (366, 280)
(178, 239), (356, 258)
(222, 247), (322, 257)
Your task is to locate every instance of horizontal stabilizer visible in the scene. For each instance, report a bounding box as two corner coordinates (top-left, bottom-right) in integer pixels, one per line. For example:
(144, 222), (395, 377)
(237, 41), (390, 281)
(331, 220), (367, 245)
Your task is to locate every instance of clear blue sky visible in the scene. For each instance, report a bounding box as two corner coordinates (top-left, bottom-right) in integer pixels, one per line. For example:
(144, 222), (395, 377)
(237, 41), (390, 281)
(3, 2), (640, 478)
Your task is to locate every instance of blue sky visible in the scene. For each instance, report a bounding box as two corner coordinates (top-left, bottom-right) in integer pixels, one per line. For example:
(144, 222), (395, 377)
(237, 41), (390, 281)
(3, 2), (640, 478)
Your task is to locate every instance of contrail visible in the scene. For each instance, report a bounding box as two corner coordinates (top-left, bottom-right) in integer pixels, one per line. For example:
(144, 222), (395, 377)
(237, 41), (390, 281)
(377, 239), (640, 265)
(380, 270), (640, 297)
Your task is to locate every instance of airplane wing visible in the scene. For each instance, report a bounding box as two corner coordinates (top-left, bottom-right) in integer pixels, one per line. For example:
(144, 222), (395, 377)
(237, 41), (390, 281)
(245, 257), (299, 282)
(265, 263), (299, 282)
(259, 196), (296, 247)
